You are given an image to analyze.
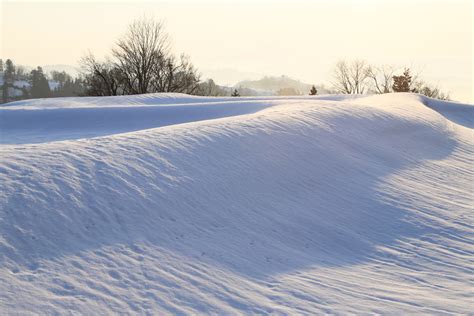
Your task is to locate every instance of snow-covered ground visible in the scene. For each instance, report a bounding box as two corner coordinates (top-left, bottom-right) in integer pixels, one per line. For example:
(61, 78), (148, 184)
(0, 93), (472, 313)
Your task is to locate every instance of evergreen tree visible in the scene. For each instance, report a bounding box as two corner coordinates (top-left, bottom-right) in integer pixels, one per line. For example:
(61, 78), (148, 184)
(51, 71), (71, 88)
(29, 67), (51, 98)
(392, 68), (412, 92)
(231, 89), (240, 97)
(309, 85), (318, 95)
(2, 59), (15, 103)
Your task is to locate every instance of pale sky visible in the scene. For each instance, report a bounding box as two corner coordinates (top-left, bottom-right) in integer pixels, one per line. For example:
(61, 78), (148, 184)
(1, 0), (473, 102)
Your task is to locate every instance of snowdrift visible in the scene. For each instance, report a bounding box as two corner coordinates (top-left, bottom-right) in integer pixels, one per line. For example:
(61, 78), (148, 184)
(0, 93), (352, 144)
(0, 93), (472, 313)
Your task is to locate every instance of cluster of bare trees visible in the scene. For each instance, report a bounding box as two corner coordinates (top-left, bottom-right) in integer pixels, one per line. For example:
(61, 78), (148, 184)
(81, 19), (200, 96)
(332, 60), (450, 100)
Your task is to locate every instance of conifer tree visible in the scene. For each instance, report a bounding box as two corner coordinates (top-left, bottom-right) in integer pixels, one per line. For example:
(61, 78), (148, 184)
(392, 68), (412, 92)
(309, 85), (318, 95)
(2, 59), (15, 103)
(29, 67), (51, 98)
(231, 89), (240, 97)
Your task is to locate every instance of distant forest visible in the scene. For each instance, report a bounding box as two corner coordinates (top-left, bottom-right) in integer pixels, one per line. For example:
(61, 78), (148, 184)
(1, 18), (449, 104)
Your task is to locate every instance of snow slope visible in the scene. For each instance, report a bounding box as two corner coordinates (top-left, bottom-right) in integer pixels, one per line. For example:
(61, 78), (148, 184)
(0, 93), (350, 144)
(0, 93), (472, 313)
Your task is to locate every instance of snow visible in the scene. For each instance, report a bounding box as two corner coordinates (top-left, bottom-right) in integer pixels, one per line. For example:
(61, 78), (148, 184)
(0, 93), (472, 313)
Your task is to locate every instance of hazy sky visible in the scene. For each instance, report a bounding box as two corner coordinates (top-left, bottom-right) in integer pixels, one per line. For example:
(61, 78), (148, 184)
(1, 0), (472, 102)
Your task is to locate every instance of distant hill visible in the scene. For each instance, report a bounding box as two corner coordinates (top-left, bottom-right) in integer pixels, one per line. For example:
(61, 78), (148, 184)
(236, 75), (333, 95)
(219, 85), (271, 97)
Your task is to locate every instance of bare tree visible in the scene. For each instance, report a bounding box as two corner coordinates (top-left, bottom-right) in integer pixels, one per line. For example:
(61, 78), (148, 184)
(80, 54), (122, 96)
(332, 60), (369, 94)
(169, 54), (200, 94)
(112, 18), (170, 94)
(410, 80), (450, 100)
(80, 18), (201, 96)
(366, 65), (394, 94)
(332, 61), (351, 94)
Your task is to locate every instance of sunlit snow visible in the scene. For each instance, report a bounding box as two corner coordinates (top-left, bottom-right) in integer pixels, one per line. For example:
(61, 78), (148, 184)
(0, 93), (472, 313)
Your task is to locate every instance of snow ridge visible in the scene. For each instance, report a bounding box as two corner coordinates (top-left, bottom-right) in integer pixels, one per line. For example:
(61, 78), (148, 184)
(0, 93), (472, 313)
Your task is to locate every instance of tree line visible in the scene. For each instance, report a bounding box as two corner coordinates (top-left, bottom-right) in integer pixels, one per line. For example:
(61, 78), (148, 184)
(331, 60), (449, 100)
(1, 59), (86, 103)
(1, 18), (451, 103)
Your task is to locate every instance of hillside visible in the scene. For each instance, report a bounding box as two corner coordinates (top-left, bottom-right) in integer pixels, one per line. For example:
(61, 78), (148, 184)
(0, 93), (472, 313)
(236, 75), (332, 95)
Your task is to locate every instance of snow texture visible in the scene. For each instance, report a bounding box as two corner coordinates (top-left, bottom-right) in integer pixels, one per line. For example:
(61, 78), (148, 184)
(0, 93), (473, 314)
